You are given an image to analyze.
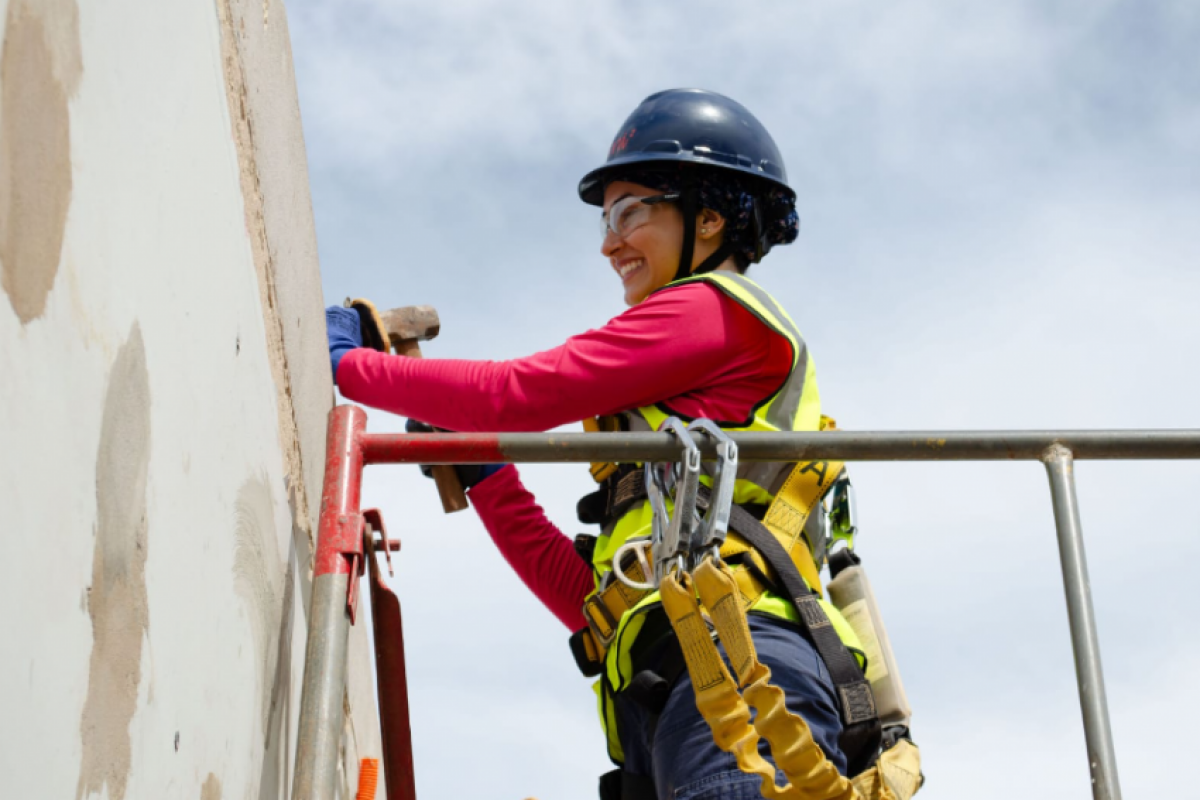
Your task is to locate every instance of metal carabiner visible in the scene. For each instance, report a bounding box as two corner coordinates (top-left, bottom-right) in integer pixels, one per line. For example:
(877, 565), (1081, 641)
(659, 418), (701, 585)
(641, 417), (702, 587)
(645, 460), (672, 545)
(686, 419), (738, 566)
(826, 471), (858, 553)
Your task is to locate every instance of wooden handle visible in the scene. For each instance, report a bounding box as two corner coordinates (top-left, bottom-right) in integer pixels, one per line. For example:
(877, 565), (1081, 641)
(430, 464), (469, 514)
(396, 336), (469, 514)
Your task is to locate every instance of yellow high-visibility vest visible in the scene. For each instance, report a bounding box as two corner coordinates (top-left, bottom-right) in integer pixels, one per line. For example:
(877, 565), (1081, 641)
(585, 272), (860, 763)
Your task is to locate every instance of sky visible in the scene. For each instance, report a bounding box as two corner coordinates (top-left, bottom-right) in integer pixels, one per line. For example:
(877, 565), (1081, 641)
(286, 2), (1200, 797)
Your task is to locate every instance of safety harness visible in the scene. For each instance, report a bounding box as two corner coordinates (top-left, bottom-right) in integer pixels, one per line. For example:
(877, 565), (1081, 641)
(577, 419), (922, 800)
(572, 452), (881, 777)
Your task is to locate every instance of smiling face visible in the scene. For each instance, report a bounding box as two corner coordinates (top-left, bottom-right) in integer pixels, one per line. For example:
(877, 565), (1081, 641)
(601, 180), (732, 306)
(602, 181), (686, 306)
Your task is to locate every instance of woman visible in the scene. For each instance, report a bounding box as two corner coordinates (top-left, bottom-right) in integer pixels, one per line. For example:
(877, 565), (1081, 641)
(327, 89), (871, 800)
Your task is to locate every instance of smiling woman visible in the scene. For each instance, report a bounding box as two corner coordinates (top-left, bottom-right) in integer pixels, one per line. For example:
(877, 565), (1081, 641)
(601, 185), (689, 305)
(327, 89), (867, 800)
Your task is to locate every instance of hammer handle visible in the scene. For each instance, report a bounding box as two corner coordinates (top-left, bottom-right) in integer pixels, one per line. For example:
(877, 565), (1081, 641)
(431, 464), (470, 514)
(395, 338), (469, 514)
(394, 339), (424, 359)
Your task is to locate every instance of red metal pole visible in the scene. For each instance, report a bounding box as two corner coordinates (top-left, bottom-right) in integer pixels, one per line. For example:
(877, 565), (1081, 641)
(293, 404), (367, 800)
(365, 509), (417, 800)
(362, 432), (505, 466)
(315, 405), (368, 579)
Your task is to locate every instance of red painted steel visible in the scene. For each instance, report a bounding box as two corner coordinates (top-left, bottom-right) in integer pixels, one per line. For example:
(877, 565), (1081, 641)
(362, 432), (505, 466)
(315, 405), (368, 578)
(365, 509), (418, 800)
(314, 407), (419, 798)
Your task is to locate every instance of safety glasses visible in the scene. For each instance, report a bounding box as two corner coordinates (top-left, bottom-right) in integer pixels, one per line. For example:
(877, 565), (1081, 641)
(600, 192), (680, 240)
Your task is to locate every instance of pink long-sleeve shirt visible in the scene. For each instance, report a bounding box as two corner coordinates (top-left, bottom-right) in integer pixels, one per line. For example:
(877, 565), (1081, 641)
(338, 281), (794, 629)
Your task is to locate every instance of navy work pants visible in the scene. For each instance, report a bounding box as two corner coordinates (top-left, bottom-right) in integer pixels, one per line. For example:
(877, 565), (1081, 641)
(615, 613), (846, 800)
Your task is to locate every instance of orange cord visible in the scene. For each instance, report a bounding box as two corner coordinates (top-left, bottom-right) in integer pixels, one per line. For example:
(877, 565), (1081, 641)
(356, 758), (379, 800)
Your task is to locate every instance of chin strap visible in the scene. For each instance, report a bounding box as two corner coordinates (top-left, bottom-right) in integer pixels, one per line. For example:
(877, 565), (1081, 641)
(673, 173), (700, 283)
(674, 171), (743, 280)
(692, 241), (736, 276)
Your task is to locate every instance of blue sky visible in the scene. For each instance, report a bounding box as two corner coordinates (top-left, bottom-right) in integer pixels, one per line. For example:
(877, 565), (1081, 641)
(288, 2), (1199, 797)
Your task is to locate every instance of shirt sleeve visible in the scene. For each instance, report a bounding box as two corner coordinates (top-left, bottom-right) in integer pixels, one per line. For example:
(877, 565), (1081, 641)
(466, 465), (593, 630)
(336, 282), (777, 432)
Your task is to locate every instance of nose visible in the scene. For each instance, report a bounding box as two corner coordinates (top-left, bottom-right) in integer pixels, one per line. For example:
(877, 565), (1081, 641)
(600, 226), (622, 257)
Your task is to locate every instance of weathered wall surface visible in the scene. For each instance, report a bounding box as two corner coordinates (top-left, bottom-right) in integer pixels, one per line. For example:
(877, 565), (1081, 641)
(0, 1), (382, 797)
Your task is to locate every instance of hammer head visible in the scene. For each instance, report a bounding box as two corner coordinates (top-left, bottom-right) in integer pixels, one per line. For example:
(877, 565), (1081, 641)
(380, 305), (440, 348)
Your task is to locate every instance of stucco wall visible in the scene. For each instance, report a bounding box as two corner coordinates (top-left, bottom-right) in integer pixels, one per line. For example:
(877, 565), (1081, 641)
(0, 1), (381, 797)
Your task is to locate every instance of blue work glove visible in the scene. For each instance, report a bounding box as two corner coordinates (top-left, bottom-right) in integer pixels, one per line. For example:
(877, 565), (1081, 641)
(326, 305), (363, 381)
(405, 418), (506, 488)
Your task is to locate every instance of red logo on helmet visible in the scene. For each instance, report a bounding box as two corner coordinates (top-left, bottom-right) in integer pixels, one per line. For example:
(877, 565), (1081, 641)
(609, 127), (637, 157)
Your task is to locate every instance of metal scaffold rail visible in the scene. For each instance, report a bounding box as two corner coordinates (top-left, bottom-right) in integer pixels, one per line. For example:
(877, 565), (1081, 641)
(292, 404), (1200, 800)
(360, 428), (1200, 464)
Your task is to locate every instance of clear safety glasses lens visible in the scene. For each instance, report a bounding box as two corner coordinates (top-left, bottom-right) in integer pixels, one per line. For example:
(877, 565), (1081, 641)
(600, 193), (679, 240)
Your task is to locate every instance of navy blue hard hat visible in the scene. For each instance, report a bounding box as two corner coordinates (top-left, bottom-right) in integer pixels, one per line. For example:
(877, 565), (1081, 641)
(578, 88), (793, 207)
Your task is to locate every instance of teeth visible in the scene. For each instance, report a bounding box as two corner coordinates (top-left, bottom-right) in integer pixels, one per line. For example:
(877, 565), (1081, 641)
(619, 260), (644, 277)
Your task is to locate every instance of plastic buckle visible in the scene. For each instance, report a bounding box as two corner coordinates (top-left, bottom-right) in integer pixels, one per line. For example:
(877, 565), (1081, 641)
(583, 594), (621, 648)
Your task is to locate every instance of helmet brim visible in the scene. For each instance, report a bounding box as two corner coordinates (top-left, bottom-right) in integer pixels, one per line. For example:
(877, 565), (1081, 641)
(578, 152), (795, 207)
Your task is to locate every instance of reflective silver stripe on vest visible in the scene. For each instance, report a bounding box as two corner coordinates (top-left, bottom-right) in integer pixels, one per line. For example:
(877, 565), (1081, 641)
(712, 274), (808, 433)
(623, 274), (814, 496)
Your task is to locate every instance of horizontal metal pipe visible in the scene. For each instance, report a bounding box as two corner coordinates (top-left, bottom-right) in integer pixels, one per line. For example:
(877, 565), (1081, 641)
(360, 429), (1200, 465)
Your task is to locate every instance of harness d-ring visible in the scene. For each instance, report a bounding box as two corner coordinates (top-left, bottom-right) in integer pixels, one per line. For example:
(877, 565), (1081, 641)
(611, 538), (657, 591)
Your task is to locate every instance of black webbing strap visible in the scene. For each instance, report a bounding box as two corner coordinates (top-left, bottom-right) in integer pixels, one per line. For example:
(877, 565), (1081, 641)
(626, 627), (687, 711)
(578, 466), (646, 528)
(569, 627), (604, 677)
(673, 173), (700, 283)
(691, 240), (736, 277)
(726, 502), (882, 775)
(598, 768), (657, 800)
(598, 638), (686, 800)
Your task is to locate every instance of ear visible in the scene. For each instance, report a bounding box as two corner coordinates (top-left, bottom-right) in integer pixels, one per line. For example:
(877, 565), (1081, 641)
(696, 208), (725, 240)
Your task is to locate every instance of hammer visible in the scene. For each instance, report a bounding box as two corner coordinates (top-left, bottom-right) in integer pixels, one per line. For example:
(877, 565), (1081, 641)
(378, 304), (469, 514)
